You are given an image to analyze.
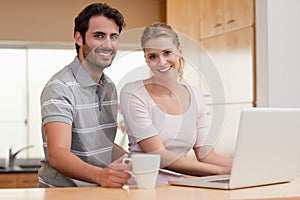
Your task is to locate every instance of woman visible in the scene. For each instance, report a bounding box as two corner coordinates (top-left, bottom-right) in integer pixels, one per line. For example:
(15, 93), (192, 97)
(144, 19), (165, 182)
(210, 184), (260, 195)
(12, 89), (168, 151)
(120, 23), (232, 184)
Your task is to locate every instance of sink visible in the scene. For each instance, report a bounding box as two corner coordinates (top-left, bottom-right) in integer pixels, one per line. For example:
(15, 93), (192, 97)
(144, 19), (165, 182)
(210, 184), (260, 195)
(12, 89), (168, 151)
(18, 164), (41, 169)
(0, 158), (42, 172)
(17, 159), (41, 170)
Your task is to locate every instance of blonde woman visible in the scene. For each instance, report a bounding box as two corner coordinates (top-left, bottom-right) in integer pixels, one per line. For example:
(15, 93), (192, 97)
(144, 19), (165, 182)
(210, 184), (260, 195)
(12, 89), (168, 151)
(120, 23), (232, 184)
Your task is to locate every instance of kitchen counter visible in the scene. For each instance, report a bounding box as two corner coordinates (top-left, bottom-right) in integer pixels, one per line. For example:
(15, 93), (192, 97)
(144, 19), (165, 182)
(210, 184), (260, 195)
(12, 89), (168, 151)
(0, 175), (300, 200)
(0, 158), (41, 173)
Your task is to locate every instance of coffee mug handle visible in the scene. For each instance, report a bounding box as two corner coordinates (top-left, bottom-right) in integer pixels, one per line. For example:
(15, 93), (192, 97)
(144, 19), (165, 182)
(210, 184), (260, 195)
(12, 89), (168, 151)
(122, 158), (135, 177)
(122, 157), (132, 165)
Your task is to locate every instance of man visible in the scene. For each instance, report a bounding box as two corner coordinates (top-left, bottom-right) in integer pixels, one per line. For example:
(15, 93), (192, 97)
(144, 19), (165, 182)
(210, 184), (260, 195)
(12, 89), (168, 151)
(38, 3), (130, 188)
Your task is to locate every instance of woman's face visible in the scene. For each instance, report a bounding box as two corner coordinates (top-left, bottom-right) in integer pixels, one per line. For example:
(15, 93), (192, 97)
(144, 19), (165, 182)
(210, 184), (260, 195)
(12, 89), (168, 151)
(143, 36), (182, 80)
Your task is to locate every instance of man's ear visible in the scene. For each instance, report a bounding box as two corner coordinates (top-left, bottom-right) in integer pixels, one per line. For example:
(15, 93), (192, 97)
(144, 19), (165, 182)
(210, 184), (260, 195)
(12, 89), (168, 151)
(74, 31), (83, 46)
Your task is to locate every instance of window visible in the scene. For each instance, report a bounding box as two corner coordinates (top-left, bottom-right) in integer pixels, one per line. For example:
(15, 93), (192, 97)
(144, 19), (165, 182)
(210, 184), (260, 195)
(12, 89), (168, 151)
(0, 47), (149, 158)
(27, 49), (76, 157)
(0, 47), (75, 158)
(0, 49), (27, 157)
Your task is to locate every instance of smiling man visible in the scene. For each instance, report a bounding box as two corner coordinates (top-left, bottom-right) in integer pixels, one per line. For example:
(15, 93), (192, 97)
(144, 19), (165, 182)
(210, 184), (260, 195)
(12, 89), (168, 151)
(38, 3), (131, 188)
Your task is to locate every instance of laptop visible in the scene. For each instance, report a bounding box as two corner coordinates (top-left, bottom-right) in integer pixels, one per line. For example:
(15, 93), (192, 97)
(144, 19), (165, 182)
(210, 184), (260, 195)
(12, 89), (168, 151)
(169, 107), (300, 189)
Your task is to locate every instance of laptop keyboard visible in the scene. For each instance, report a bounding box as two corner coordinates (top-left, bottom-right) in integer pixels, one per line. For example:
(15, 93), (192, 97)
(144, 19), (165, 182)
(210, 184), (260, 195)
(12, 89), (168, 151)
(210, 179), (230, 184)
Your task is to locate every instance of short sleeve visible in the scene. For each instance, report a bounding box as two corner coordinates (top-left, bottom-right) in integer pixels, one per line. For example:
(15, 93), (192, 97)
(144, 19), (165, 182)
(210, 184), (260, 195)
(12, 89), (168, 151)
(120, 81), (158, 142)
(40, 79), (74, 126)
(191, 87), (210, 147)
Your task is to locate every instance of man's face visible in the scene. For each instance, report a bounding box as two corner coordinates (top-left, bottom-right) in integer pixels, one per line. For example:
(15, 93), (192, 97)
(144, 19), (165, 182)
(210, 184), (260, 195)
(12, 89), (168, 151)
(76, 15), (120, 70)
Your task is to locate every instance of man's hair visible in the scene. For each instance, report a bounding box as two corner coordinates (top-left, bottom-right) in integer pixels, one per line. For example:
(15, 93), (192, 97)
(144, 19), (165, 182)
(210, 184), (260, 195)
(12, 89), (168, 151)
(74, 3), (126, 54)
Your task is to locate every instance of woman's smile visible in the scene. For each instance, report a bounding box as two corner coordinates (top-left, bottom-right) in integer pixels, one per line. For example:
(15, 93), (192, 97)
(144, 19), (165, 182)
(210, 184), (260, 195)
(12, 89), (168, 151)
(158, 66), (172, 73)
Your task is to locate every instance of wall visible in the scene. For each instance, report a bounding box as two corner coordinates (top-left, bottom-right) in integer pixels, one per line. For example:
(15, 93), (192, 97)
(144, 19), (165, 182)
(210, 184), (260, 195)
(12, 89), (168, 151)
(256, 0), (300, 174)
(256, 0), (300, 107)
(0, 0), (165, 43)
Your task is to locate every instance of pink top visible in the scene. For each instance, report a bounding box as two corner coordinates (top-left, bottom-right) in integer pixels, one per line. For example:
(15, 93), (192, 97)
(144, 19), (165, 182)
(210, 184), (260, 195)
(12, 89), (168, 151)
(120, 80), (210, 184)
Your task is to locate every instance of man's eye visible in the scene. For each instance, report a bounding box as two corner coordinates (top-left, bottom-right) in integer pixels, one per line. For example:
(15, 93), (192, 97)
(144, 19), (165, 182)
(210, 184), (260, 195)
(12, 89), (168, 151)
(111, 35), (119, 41)
(95, 34), (103, 39)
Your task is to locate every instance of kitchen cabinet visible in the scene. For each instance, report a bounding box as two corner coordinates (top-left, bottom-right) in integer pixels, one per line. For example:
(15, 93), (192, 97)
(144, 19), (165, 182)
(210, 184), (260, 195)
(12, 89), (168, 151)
(0, 173), (38, 188)
(167, 0), (255, 157)
(210, 103), (252, 157)
(213, 28), (254, 156)
(200, 27), (254, 103)
(166, 0), (201, 41)
(224, 0), (254, 32)
(0, 174), (17, 188)
(167, 0), (254, 40)
(17, 173), (38, 188)
(200, 0), (254, 39)
(200, 0), (224, 38)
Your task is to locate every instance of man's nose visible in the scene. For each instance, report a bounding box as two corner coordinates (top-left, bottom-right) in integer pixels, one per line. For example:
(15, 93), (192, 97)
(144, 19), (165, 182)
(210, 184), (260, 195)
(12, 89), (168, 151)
(101, 37), (113, 48)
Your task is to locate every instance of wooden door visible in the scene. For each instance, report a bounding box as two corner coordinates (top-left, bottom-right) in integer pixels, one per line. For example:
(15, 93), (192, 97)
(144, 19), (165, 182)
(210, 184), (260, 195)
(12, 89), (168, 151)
(17, 173), (38, 188)
(166, 0), (201, 42)
(200, 0), (224, 39)
(201, 27), (254, 103)
(224, 0), (254, 32)
(0, 174), (17, 188)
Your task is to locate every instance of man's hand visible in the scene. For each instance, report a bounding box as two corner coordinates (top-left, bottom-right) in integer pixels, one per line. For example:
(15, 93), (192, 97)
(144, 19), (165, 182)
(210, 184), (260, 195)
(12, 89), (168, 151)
(97, 154), (132, 187)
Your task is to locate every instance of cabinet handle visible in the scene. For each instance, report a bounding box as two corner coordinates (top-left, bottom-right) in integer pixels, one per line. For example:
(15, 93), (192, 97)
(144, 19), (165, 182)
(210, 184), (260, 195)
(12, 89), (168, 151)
(214, 23), (222, 28)
(0, 180), (14, 184)
(22, 180), (37, 184)
(226, 19), (236, 24)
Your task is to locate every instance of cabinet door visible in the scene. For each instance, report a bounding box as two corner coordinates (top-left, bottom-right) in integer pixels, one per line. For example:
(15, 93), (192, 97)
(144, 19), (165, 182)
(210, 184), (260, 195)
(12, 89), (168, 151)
(17, 173), (38, 188)
(224, 0), (254, 32)
(0, 174), (17, 188)
(200, 27), (254, 103)
(166, 0), (201, 41)
(200, 0), (224, 39)
(213, 103), (253, 157)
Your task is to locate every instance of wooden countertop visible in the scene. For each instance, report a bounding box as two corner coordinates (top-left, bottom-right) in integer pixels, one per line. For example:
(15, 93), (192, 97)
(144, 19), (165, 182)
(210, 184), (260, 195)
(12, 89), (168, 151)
(1, 175), (300, 200)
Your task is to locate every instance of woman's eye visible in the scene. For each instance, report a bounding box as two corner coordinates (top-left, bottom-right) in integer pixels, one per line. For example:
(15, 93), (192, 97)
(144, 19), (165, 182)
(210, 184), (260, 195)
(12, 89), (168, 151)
(148, 55), (156, 60)
(164, 51), (172, 56)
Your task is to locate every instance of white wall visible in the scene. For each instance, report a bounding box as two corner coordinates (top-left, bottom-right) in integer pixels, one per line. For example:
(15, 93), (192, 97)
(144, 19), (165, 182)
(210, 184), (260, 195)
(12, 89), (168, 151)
(256, 0), (300, 174)
(256, 0), (300, 107)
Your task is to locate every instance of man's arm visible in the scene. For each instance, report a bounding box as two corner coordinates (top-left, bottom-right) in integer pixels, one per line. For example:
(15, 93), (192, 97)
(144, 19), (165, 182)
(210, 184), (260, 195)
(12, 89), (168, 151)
(45, 122), (130, 187)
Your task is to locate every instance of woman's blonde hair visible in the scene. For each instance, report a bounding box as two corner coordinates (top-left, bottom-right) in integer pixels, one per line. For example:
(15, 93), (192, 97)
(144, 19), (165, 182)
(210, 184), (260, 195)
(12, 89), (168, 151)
(141, 23), (184, 79)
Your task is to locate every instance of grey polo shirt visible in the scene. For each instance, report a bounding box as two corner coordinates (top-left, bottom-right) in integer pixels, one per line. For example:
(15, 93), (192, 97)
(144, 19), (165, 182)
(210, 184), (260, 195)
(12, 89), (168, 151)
(38, 57), (118, 187)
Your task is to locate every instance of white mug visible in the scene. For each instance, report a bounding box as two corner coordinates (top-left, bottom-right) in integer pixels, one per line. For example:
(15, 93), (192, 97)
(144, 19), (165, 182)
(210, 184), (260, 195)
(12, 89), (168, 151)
(123, 153), (160, 189)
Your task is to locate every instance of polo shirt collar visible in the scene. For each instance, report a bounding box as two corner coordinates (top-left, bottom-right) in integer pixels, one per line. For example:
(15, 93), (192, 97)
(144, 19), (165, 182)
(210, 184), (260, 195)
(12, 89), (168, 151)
(71, 56), (107, 88)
